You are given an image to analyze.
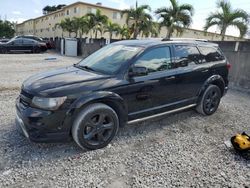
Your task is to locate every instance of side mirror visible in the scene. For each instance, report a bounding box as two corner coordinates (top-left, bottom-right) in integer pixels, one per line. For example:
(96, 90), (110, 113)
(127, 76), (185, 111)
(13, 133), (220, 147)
(128, 66), (148, 77)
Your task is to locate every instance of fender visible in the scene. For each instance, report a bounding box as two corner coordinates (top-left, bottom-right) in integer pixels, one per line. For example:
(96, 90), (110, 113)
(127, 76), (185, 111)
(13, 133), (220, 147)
(61, 91), (128, 131)
(198, 75), (225, 100)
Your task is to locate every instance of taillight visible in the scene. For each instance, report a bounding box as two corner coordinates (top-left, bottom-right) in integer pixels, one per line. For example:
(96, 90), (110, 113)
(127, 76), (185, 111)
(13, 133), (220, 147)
(227, 63), (231, 70)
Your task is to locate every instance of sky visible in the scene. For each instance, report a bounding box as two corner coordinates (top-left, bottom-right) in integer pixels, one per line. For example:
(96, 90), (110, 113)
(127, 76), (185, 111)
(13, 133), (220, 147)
(0, 0), (250, 37)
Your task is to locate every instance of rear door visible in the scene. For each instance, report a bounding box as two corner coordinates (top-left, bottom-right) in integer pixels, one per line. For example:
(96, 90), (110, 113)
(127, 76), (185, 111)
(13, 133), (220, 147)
(22, 39), (36, 52)
(173, 44), (211, 102)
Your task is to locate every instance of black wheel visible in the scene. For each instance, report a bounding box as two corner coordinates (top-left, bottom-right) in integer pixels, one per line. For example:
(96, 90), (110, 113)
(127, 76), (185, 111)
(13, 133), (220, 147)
(33, 47), (41, 53)
(72, 103), (119, 150)
(196, 85), (221, 115)
(1, 48), (7, 54)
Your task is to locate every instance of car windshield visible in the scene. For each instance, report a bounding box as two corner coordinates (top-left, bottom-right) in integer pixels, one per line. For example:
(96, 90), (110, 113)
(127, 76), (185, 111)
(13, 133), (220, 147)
(78, 44), (142, 75)
(7, 37), (16, 43)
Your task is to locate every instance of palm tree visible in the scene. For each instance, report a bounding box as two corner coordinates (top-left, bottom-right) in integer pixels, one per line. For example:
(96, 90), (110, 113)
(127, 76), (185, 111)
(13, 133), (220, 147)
(139, 21), (160, 38)
(56, 18), (75, 37)
(119, 25), (131, 39)
(104, 21), (120, 39)
(122, 4), (152, 39)
(86, 9), (108, 38)
(155, 0), (194, 39)
(204, 0), (249, 40)
(71, 16), (91, 39)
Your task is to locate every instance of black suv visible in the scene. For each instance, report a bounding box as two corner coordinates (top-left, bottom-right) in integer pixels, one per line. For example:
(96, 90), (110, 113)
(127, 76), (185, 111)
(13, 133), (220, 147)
(16, 39), (230, 150)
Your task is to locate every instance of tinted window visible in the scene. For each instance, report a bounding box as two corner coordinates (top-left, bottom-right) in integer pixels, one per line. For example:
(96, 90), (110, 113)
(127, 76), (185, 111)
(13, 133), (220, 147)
(23, 39), (35, 44)
(134, 46), (172, 73)
(199, 46), (225, 62)
(78, 44), (141, 75)
(13, 39), (23, 45)
(175, 45), (201, 67)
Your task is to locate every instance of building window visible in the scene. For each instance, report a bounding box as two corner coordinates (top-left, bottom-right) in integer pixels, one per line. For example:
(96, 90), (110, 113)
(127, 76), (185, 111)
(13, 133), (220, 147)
(113, 12), (121, 19)
(74, 7), (78, 13)
(66, 9), (70, 15)
(40, 29), (43, 32)
(87, 7), (96, 14)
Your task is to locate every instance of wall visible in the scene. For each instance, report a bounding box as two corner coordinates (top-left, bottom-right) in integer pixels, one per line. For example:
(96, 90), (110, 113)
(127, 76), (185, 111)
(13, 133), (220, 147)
(216, 41), (250, 92)
(159, 27), (242, 41)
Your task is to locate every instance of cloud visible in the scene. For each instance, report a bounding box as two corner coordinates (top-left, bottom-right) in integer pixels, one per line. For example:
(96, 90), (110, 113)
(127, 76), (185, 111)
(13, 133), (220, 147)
(34, 9), (41, 14)
(8, 18), (27, 24)
(108, 0), (130, 9)
(12, 11), (22, 15)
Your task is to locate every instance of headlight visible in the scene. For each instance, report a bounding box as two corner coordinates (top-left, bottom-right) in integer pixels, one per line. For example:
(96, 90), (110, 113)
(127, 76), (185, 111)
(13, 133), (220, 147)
(32, 96), (67, 110)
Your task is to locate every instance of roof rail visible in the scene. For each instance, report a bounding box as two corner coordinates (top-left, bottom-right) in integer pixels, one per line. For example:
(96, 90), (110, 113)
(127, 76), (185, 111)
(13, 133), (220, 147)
(162, 38), (209, 42)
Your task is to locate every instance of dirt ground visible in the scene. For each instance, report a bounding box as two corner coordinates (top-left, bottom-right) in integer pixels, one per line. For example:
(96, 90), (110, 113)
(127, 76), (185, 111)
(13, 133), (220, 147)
(0, 53), (249, 187)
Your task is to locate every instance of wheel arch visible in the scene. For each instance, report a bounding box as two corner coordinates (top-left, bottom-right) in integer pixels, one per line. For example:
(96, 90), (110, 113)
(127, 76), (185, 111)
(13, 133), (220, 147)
(63, 91), (128, 132)
(198, 75), (225, 101)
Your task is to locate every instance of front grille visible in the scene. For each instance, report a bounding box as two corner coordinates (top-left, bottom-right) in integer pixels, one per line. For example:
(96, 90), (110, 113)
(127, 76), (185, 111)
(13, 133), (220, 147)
(21, 89), (33, 99)
(19, 89), (33, 108)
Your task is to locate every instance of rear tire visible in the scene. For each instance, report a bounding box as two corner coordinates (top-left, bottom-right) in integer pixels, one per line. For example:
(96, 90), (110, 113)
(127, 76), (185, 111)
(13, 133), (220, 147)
(33, 47), (41, 53)
(72, 103), (119, 150)
(196, 85), (221, 115)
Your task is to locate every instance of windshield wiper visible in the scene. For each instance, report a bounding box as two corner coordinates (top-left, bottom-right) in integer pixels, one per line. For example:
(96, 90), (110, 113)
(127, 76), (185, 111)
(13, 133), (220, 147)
(73, 64), (95, 72)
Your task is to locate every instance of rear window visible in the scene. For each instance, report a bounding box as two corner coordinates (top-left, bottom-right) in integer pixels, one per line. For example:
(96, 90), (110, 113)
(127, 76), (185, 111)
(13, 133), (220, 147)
(198, 46), (225, 62)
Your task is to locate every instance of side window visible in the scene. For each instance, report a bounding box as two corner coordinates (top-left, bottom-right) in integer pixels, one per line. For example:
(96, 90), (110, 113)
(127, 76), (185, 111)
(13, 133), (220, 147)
(174, 45), (201, 67)
(13, 39), (23, 45)
(198, 46), (225, 62)
(23, 39), (35, 45)
(134, 46), (172, 73)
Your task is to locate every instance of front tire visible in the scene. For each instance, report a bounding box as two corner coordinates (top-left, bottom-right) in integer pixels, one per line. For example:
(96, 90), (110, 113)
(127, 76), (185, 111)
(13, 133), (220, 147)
(1, 48), (7, 54)
(196, 85), (221, 115)
(72, 103), (119, 150)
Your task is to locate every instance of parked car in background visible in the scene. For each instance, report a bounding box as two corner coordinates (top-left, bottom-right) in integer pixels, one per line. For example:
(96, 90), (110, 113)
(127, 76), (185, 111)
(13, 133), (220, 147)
(16, 39), (230, 150)
(0, 38), (10, 43)
(15, 35), (53, 49)
(0, 37), (47, 53)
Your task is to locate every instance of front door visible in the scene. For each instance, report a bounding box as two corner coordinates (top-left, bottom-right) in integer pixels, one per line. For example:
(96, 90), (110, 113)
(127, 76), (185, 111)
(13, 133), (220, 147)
(120, 45), (178, 120)
(9, 39), (24, 52)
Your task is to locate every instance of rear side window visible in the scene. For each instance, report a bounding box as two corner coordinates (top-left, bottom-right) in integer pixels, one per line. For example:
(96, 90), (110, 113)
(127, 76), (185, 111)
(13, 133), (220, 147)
(174, 45), (201, 67)
(23, 39), (35, 44)
(198, 46), (225, 62)
(134, 46), (173, 73)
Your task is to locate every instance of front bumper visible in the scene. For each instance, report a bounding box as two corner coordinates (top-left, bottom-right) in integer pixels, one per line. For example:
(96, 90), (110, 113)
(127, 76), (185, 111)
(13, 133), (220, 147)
(15, 97), (71, 143)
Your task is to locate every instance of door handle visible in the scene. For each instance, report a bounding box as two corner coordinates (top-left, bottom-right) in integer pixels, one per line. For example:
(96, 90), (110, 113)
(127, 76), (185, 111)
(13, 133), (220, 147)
(136, 93), (149, 100)
(201, 69), (209, 73)
(165, 76), (176, 80)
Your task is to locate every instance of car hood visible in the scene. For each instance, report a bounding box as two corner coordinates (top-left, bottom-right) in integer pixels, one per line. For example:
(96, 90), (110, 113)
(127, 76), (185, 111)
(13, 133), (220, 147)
(22, 66), (111, 96)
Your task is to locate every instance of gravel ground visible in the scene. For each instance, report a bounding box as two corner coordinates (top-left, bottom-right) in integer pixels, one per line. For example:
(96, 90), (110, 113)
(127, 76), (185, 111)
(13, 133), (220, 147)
(0, 53), (249, 188)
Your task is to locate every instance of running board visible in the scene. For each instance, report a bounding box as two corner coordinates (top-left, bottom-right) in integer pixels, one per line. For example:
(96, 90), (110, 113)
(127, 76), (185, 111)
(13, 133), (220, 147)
(127, 104), (196, 125)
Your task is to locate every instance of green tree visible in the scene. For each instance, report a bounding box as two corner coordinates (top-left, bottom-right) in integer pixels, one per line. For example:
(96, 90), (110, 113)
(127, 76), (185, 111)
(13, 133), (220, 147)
(104, 21), (120, 39)
(155, 0), (194, 39)
(119, 25), (131, 39)
(122, 4), (152, 39)
(56, 18), (75, 37)
(43, 4), (66, 15)
(139, 21), (160, 38)
(0, 20), (15, 38)
(204, 0), (249, 40)
(86, 9), (108, 38)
